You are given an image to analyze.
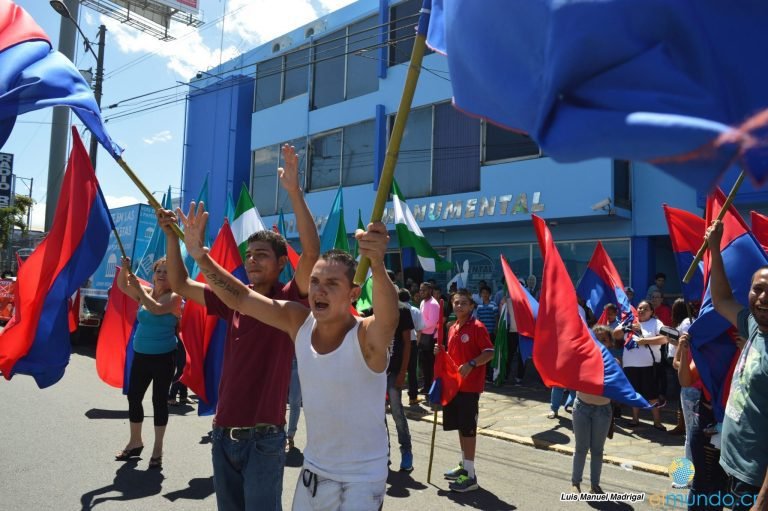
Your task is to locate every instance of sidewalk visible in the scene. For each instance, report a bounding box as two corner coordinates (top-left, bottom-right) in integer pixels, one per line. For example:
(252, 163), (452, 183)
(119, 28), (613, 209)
(405, 379), (685, 477)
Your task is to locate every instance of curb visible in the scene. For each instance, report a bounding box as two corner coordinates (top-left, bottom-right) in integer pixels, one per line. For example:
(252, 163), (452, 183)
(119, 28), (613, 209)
(404, 407), (669, 477)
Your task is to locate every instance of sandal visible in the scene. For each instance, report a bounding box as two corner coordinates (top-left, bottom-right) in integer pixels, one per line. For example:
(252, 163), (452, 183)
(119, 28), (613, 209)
(626, 420), (640, 427)
(148, 455), (163, 469)
(653, 423), (667, 432)
(115, 445), (143, 461)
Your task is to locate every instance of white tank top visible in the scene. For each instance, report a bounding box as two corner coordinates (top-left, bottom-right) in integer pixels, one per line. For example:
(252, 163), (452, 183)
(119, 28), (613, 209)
(295, 313), (388, 482)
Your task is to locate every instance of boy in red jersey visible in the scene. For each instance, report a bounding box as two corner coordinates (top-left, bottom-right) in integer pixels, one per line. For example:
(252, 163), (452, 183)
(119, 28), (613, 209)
(436, 289), (494, 492)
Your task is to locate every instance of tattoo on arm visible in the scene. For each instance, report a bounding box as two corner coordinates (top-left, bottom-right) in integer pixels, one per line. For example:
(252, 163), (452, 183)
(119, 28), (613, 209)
(204, 270), (242, 299)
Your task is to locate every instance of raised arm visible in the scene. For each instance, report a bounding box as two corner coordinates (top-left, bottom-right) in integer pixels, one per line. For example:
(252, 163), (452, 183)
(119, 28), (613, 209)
(157, 208), (206, 306)
(180, 202), (309, 337)
(358, 222), (399, 373)
(116, 257), (140, 302)
(706, 220), (744, 326)
(676, 333), (694, 387)
(128, 272), (182, 317)
(279, 144), (319, 295)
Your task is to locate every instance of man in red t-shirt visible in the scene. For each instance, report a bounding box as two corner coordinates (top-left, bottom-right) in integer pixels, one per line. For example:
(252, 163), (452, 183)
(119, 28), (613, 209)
(159, 144), (319, 510)
(435, 289), (494, 493)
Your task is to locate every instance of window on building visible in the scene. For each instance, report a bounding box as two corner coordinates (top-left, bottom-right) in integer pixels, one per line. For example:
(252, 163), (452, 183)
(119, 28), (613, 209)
(433, 102), (480, 195)
(613, 160), (631, 210)
(254, 56), (282, 111)
(342, 120), (375, 186)
(309, 130), (343, 190)
(283, 46), (310, 100)
(311, 29), (346, 109)
(392, 106), (432, 198)
(346, 16), (379, 100)
(389, 0), (432, 66)
(252, 145), (280, 215)
(483, 122), (541, 163)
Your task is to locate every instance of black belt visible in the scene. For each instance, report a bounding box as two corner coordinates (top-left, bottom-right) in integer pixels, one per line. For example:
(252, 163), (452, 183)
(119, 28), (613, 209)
(222, 424), (281, 441)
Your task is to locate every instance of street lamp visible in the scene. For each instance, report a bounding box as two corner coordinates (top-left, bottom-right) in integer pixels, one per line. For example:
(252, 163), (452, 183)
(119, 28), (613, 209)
(49, 0), (106, 171)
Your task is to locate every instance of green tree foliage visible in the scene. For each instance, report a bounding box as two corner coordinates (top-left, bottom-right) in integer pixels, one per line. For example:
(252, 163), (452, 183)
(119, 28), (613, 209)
(0, 195), (34, 249)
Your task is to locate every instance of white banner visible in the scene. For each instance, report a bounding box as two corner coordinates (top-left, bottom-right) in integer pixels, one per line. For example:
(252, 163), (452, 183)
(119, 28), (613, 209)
(152, 0), (199, 15)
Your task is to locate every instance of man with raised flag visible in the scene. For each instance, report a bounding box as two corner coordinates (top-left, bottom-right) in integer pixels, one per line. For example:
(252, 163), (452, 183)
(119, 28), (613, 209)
(704, 220), (768, 510)
(158, 144), (319, 511)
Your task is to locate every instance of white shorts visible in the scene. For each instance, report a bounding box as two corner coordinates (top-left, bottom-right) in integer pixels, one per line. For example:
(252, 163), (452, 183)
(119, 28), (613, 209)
(291, 468), (386, 511)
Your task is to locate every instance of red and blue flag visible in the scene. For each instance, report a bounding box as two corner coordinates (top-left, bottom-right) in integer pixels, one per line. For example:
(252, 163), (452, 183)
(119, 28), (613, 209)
(181, 221), (247, 416)
(426, 0), (768, 189)
(0, 0), (121, 156)
(663, 205), (706, 302)
(500, 255), (538, 361)
(429, 349), (461, 407)
(688, 190), (768, 421)
(576, 242), (629, 319)
(533, 215), (649, 408)
(751, 211), (768, 254)
(0, 128), (111, 387)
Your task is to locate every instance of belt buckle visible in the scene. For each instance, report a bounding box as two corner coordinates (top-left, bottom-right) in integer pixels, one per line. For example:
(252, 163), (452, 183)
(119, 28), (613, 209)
(228, 427), (245, 441)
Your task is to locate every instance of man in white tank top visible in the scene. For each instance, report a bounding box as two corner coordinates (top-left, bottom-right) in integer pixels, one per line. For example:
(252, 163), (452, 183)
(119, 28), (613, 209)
(178, 205), (399, 511)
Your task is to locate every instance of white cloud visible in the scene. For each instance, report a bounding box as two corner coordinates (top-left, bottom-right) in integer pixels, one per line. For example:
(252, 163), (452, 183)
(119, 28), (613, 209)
(221, 0), (320, 47)
(317, 0), (357, 13)
(142, 130), (173, 145)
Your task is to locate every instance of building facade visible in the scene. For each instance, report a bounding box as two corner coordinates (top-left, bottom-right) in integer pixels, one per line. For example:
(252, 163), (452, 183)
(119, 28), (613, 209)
(181, 0), (768, 300)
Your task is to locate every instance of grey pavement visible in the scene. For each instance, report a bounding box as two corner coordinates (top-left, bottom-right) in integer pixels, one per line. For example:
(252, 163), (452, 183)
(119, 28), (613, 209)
(406, 371), (685, 477)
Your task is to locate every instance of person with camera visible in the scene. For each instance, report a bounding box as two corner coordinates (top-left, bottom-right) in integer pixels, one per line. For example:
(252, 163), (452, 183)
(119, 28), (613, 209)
(615, 300), (668, 430)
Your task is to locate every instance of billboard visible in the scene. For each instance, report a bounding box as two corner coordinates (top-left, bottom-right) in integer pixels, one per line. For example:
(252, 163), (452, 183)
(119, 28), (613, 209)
(0, 152), (14, 207)
(154, 0), (199, 15)
(90, 203), (157, 294)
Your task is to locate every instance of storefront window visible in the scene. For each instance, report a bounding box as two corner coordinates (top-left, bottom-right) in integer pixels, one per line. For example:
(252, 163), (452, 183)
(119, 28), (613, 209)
(252, 145), (280, 214)
(483, 122), (541, 164)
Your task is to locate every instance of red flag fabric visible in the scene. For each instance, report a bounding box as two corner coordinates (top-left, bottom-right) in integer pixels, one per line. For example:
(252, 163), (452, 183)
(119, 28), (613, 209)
(751, 210), (768, 254)
(271, 225), (301, 270)
(95, 269), (146, 388)
(500, 255), (536, 338)
(532, 215), (605, 394)
(435, 298), (444, 346)
(68, 290), (79, 333)
(433, 349), (461, 406)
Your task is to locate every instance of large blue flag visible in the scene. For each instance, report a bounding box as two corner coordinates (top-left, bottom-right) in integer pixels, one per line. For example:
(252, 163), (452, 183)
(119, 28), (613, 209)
(688, 190), (768, 421)
(0, 128), (111, 387)
(0, 0), (121, 157)
(426, 0), (768, 188)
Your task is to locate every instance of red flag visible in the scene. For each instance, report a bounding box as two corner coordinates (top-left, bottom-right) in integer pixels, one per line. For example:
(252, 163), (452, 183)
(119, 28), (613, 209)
(500, 255), (536, 338)
(432, 349), (461, 406)
(95, 270), (146, 388)
(68, 290), (80, 334)
(752, 210), (768, 254)
(435, 298), (444, 346)
(272, 225), (301, 270)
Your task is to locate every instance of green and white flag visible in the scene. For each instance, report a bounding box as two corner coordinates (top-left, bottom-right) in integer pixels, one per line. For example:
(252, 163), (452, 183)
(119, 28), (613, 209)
(492, 302), (509, 385)
(232, 183), (266, 260)
(392, 180), (452, 272)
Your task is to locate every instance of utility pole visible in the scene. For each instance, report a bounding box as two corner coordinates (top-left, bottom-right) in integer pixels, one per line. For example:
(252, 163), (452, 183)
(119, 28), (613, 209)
(89, 24), (106, 169)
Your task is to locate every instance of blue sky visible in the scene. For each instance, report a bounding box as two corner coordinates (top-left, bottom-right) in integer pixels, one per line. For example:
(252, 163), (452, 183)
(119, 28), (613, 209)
(7, 0), (355, 230)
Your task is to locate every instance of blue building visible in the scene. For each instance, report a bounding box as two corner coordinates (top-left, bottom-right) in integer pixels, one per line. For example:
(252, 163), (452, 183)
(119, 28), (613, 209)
(181, 0), (767, 300)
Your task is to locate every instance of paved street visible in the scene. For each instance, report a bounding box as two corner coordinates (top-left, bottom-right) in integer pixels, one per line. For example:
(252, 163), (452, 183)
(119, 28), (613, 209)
(0, 347), (682, 510)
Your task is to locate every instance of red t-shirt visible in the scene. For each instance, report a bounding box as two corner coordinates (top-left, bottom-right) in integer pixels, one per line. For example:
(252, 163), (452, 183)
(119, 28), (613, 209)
(447, 318), (494, 393)
(655, 304), (673, 327)
(204, 280), (305, 427)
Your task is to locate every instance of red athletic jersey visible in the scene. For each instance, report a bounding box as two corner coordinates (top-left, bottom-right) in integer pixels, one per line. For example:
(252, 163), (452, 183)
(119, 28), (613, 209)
(447, 318), (494, 393)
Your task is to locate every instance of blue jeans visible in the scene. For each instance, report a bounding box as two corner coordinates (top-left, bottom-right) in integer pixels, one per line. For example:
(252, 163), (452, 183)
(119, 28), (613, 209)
(551, 387), (576, 413)
(387, 372), (412, 452)
(681, 386), (701, 462)
(571, 398), (612, 487)
(211, 426), (286, 511)
(288, 357), (301, 438)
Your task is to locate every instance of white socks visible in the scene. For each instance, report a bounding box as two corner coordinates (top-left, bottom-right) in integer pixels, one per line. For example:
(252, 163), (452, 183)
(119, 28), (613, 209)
(464, 459), (475, 479)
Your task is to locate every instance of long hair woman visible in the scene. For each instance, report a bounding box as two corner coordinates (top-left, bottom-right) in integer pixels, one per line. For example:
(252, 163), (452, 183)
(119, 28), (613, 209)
(115, 257), (182, 469)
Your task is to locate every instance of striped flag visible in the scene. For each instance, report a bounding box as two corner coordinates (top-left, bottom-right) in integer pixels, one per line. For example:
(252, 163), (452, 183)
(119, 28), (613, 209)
(231, 183), (266, 260)
(392, 179), (451, 272)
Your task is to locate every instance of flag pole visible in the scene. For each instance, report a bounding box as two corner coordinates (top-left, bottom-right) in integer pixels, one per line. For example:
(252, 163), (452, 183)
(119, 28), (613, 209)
(682, 170), (746, 283)
(353, 0), (431, 285)
(427, 408), (438, 484)
(115, 157), (185, 240)
(95, 181), (128, 261)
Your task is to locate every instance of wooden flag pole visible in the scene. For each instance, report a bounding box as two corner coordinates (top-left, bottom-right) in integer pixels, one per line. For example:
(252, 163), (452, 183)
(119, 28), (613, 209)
(427, 408), (438, 484)
(682, 170), (746, 283)
(353, 5), (430, 285)
(116, 157), (185, 240)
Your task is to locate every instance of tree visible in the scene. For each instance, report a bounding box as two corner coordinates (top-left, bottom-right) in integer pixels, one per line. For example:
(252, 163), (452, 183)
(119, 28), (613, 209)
(0, 195), (34, 249)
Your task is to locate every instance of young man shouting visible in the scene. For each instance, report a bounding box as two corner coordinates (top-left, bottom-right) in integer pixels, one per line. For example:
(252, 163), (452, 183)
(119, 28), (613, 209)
(176, 202), (398, 511)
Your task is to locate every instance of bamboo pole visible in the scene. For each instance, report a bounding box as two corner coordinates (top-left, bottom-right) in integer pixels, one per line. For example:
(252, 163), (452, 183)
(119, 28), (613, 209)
(682, 170), (745, 283)
(353, 4), (430, 285)
(427, 408), (438, 484)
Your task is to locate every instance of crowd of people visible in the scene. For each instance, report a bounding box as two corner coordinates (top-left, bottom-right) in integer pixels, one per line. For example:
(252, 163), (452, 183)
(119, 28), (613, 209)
(108, 144), (768, 510)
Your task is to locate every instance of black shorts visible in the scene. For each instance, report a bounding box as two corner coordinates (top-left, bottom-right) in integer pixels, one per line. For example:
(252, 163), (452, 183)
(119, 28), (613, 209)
(443, 392), (479, 435)
(624, 365), (659, 401)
